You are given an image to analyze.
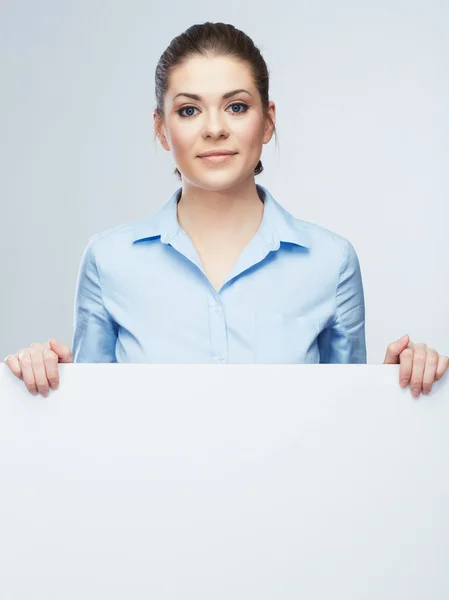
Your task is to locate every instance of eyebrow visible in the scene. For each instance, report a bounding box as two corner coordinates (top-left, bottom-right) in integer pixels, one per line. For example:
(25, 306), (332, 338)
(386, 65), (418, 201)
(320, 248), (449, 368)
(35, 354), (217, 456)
(172, 88), (253, 102)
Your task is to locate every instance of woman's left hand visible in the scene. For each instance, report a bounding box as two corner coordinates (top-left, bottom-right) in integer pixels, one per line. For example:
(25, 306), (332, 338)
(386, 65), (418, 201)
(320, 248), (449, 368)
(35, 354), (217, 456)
(384, 334), (449, 398)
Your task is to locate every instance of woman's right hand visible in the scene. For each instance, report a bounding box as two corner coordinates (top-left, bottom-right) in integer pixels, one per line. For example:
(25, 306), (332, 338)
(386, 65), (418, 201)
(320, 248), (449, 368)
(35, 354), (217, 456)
(4, 339), (73, 397)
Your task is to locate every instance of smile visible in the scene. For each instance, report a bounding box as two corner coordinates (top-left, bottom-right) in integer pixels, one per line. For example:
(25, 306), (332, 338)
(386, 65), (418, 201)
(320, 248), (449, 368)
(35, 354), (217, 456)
(199, 154), (237, 164)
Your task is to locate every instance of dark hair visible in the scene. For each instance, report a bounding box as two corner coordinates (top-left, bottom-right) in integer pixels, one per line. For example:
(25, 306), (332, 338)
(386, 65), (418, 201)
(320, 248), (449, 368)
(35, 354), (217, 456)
(153, 22), (278, 181)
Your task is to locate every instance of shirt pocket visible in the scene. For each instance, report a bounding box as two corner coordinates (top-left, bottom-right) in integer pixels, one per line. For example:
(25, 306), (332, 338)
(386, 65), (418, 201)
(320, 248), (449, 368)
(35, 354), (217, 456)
(254, 311), (321, 364)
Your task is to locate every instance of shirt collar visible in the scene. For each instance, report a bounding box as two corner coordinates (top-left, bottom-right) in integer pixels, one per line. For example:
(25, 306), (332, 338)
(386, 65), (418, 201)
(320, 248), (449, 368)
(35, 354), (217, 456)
(131, 183), (310, 250)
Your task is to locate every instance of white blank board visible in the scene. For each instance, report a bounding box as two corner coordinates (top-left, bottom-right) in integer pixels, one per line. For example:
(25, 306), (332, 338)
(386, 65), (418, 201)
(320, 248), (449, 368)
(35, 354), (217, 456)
(0, 363), (448, 599)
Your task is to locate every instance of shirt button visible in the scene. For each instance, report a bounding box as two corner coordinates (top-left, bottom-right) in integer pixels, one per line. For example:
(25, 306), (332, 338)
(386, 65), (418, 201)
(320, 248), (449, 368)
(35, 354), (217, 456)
(213, 305), (221, 313)
(217, 354), (225, 361)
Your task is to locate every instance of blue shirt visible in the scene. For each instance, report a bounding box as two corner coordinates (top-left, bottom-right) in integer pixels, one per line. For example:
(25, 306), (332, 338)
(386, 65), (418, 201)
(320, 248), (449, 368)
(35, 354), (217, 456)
(72, 184), (367, 364)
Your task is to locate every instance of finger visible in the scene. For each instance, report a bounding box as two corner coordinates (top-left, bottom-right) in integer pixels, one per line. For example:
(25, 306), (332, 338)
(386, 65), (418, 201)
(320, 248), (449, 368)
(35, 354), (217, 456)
(422, 350), (439, 395)
(384, 334), (410, 364)
(435, 355), (449, 382)
(409, 344), (428, 398)
(18, 349), (39, 396)
(30, 345), (51, 397)
(4, 353), (24, 380)
(398, 348), (414, 388)
(49, 338), (73, 363)
(43, 348), (60, 390)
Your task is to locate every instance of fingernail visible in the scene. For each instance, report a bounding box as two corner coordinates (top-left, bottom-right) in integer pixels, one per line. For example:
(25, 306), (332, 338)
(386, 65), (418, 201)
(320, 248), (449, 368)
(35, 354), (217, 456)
(400, 380), (408, 388)
(4, 356), (9, 363)
(51, 383), (59, 390)
(412, 388), (420, 397)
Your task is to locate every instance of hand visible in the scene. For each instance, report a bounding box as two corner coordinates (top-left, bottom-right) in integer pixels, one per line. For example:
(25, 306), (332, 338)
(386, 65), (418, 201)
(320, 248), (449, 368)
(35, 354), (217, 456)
(4, 338), (73, 397)
(383, 334), (449, 398)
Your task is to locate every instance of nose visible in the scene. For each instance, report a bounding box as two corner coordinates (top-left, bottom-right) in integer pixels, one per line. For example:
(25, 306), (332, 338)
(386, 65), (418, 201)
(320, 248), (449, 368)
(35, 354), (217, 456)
(201, 109), (229, 139)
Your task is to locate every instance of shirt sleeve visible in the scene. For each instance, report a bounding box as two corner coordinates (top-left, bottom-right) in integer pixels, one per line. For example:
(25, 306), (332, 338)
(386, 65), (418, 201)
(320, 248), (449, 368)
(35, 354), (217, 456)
(318, 238), (367, 364)
(72, 235), (119, 363)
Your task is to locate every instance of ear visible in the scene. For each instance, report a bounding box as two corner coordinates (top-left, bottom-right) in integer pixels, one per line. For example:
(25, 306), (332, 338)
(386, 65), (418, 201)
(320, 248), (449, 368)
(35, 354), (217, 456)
(262, 101), (276, 145)
(153, 110), (171, 152)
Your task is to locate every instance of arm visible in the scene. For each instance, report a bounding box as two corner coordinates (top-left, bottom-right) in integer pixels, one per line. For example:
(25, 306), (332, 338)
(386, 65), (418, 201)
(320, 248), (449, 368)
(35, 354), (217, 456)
(318, 239), (367, 364)
(72, 235), (119, 362)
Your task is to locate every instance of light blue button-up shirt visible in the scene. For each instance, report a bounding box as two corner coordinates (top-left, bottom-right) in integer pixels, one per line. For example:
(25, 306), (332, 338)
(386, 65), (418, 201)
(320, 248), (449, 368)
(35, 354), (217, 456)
(72, 184), (366, 364)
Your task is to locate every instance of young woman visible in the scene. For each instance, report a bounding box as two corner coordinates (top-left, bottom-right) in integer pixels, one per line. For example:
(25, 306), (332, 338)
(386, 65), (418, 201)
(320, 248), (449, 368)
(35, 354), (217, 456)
(4, 22), (448, 398)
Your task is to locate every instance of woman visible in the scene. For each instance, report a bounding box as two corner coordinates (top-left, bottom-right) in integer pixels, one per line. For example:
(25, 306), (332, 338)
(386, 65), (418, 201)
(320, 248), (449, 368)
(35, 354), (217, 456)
(4, 22), (448, 398)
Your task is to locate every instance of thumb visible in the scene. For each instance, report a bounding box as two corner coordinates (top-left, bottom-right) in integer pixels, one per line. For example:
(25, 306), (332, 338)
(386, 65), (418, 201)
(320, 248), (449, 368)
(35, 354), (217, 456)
(49, 338), (73, 362)
(383, 333), (410, 364)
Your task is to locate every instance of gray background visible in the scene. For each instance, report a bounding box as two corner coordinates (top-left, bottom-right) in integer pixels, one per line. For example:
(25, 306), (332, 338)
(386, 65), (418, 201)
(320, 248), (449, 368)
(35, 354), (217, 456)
(1, 0), (448, 363)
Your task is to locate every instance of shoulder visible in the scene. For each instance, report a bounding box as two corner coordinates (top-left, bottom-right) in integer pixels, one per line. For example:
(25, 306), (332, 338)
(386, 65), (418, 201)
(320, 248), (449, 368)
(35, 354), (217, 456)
(292, 214), (360, 269)
(297, 215), (348, 245)
(83, 218), (142, 262)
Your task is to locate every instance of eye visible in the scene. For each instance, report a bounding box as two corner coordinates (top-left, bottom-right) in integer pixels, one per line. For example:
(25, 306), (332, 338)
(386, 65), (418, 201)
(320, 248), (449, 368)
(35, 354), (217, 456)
(176, 102), (250, 119)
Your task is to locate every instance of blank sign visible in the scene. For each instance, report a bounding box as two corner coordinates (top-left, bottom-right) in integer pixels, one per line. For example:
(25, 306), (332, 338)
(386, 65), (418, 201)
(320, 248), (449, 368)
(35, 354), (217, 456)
(0, 363), (448, 599)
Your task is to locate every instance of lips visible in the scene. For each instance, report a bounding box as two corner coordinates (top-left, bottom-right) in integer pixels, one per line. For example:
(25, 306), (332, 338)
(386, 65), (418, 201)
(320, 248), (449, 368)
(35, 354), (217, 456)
(198, 150), (237, 158)
(199, 153), (237, 164)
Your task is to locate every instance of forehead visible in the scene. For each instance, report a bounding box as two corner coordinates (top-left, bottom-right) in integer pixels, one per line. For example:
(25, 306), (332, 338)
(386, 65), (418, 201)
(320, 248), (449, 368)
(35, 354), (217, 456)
(167, 55), (254, 101)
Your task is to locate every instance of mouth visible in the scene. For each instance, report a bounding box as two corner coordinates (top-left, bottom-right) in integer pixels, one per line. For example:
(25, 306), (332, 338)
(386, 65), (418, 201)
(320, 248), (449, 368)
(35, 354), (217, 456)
(198, 153), (238, 164)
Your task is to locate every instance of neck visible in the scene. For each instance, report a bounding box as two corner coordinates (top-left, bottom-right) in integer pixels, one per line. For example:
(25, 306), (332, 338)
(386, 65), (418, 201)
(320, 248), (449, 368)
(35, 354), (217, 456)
(176, 179), (264, 243)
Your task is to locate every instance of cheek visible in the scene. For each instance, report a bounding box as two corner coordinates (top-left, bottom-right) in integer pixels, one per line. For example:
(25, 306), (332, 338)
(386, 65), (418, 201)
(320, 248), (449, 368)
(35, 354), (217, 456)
(165, 118), (196, 152)
(166, 113), (263, 156)
(236, 117), (264, 146)
(169, 126), (191, 151)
